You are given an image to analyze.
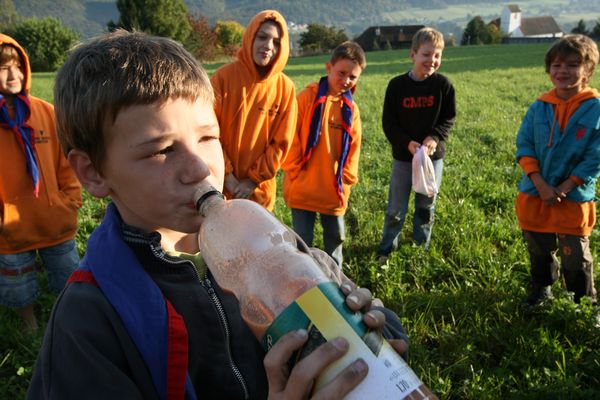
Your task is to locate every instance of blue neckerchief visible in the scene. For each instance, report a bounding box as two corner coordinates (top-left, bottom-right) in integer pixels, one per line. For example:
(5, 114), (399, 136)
(0, 93), (40, 197)
(302, 76), (353, 201)
(79, 203), (197, 400)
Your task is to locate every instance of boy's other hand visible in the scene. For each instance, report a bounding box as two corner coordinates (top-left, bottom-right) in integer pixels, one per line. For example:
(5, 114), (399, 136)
(408, 141), (421, 155)
(556, 179), (576, 198)
(224, 173), (240, 194)
(340, 282), (409, 358)
(234, 178), (257, 199)
(530, 173), (564, 205)
(265, 330), (368, 400)
(540, 184), (563, 205)
(422, 136), (438, 156)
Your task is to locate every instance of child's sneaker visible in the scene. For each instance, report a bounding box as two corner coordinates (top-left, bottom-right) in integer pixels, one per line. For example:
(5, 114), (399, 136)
(522, 285), (553, 307)
(377, 254), (389, 265)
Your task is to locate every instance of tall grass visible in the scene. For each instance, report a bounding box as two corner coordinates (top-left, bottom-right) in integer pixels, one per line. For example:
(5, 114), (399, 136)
(2, 43), (599, 398)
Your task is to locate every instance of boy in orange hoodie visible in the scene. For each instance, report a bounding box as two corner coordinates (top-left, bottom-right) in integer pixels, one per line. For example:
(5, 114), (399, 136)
(516, 34), (600, 307)
(283, 41), (366, 267)
(211, 10), (297, 211)
(0, 34), (82, 332)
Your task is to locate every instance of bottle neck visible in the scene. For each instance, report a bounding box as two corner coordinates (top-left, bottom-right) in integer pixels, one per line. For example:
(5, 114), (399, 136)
(195, 189), (225, 217)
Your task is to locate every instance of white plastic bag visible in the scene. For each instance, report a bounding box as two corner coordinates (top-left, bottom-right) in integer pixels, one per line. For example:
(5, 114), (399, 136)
(412, 146), (438, 197)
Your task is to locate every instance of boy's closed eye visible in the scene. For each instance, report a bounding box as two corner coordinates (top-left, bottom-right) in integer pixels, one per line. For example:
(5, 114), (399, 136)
(0, 63), (21, 70)
(151, 145), (174, 157)
(198, 134), (219, 143)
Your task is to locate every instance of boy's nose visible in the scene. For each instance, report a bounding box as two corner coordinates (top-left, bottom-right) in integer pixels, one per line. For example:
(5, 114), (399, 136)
(267, 38), (278, 50)
(179, 151), (210, 185)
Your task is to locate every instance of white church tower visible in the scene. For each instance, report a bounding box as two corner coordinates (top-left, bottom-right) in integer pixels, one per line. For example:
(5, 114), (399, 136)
(501, 4), (521, 36)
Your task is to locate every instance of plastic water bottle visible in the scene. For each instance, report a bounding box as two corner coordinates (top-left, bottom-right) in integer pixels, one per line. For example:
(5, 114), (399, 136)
(194, 183), (437, 400)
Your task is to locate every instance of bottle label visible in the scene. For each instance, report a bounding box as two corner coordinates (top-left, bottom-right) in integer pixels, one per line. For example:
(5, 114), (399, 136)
(262, 282), (437, 400)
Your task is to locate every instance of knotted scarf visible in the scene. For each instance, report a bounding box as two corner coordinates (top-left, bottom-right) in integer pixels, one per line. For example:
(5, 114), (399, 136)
(0, 93), (39, 197)
(302, 76), (353, 201)
(70, 204), (197, 400)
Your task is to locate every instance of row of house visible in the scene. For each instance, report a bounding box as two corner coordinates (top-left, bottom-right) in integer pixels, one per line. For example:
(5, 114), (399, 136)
(354, 4), (563, 51)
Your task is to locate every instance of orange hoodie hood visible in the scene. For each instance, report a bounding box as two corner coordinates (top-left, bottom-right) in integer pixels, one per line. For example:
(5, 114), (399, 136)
(0, 33), (31, 95)
(237, 10), (290, 81)
(539, 87), (600, 131)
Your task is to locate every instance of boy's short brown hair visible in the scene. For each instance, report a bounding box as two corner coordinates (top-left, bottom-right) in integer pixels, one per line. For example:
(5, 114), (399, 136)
(544, 34), (599, 77)
(0, 44), (21, 65)
(411, 27), (445, 53)
(330, 41), (366, 70)
(54, 29), (213, 173)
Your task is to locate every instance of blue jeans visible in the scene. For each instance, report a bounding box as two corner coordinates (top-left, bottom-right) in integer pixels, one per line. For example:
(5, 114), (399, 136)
(291, 208), (345, 267)
(0, 239), (80, 308)
(378, 159), (444, 255)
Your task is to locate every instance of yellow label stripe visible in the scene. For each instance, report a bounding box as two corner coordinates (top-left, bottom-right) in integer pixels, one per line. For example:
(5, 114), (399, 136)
(295, 286), (378, 388)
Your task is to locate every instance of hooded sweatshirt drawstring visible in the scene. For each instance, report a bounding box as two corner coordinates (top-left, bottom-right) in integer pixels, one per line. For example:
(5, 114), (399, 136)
(547, 110), (558, 147)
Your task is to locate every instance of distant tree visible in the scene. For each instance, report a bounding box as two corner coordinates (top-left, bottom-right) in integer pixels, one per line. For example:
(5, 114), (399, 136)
(108, 0), (191, 43)
(0, 0), (20, 31)
(593, 19), (600, 37)
(461, 16), (488, 45)
(299, 23), (347, 52)
(185, 14), (217, 62)
(215, 20), (244, 57)
(487, 23), (502, 44)
(571, 19), (589, 35)
(10, 17), (78, 72)
(461, 16), (501, 45)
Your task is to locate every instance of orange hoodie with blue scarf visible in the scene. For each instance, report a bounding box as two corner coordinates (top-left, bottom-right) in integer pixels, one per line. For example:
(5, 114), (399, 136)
(516, 87), (600, 236)
(282, 80), (362, 216)
(210, 10), (297, 211)
(0, 34), (81, 253)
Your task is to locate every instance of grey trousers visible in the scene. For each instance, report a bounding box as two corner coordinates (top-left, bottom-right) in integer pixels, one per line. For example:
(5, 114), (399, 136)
(523, 230), (597, 303)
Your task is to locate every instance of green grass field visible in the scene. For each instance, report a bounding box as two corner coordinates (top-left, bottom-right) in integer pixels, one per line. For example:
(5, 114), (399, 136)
(2, 43), (600, 398)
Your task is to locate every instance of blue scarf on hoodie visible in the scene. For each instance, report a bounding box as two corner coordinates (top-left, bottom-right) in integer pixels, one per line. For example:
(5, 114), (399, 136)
(0, 93), (40, 197)
(302, 76), (353, 201)
(75, 203), (197, 400)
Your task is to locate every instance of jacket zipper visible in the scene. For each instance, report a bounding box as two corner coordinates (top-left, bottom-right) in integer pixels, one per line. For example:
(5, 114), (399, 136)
(200, 276), (250, 400)
(148, 242), (250, 400)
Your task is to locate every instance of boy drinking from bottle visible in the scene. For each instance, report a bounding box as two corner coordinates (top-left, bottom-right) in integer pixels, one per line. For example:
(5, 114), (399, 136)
(27, 30), (408, 399)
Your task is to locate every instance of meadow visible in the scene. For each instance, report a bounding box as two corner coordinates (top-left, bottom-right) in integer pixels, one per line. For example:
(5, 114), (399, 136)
(2, 42), (600, 399)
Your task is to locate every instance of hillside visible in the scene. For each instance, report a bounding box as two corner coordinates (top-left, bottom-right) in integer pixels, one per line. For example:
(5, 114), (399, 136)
(10, 0), (600, 40)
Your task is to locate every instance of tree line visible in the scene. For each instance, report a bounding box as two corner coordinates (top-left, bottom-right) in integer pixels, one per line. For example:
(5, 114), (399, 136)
(5, 0), (597, 71)
(0, 0), (351, 72)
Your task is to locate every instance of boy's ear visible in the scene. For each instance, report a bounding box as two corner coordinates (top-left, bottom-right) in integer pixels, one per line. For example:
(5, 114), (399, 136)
(583, 67), (594, 84)
(325, 61), (332, 74)
(67, 149), (110, 198)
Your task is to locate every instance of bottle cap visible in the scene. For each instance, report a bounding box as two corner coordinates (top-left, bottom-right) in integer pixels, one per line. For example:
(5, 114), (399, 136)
(194, 185), (224, 215)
